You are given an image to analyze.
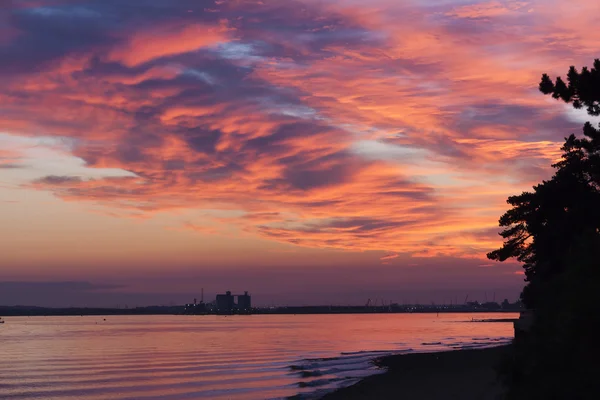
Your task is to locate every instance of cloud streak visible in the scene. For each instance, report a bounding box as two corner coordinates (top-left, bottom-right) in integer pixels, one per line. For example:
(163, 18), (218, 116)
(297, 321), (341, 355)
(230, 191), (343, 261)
(1, 0), (598, 260)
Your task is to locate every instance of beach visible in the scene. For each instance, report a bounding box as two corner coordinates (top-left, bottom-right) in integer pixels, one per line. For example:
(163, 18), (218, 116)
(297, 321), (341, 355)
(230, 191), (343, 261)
(322, 345), (511, 400)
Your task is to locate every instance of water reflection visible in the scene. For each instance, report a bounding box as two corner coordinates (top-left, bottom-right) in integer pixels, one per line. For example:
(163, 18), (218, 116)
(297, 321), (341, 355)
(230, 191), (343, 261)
(0, 313), (517, 399)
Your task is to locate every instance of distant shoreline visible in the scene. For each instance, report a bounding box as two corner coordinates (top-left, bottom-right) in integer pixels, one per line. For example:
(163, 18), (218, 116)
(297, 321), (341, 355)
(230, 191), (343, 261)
(320, 345), (511, 400)
(0, 305), (521, 317)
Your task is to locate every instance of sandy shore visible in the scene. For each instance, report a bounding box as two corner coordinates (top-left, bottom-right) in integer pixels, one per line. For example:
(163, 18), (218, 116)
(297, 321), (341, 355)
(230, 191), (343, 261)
(321, 345), (511, 400)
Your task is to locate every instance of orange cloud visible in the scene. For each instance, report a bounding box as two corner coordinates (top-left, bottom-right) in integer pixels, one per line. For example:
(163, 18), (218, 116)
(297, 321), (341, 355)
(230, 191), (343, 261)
(445, 1), (531, 19)
(380, 253), (399, 261)
(108, 23), (229, 67)
(2, 0), (597, 262)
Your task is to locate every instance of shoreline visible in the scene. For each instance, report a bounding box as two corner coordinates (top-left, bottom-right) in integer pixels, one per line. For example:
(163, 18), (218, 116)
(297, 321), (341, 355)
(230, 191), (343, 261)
(0, 306), (521, 317)
(320, 345), (511, 400)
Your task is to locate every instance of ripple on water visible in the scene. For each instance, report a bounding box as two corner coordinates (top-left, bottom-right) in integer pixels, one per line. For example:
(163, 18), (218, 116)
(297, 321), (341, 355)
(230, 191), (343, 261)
(0, 314), (517, 399)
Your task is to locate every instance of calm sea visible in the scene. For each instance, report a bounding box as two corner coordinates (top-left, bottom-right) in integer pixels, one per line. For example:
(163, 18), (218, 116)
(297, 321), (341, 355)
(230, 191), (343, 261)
(0, 313), (517, 399)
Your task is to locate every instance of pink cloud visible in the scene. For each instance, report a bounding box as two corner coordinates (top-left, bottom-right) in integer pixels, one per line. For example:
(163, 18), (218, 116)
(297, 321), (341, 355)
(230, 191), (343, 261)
(108, 23), (229, 67)
(445, 1), (531, 19)
(380, 253), (399, 261)
(1, 0), (596, 262)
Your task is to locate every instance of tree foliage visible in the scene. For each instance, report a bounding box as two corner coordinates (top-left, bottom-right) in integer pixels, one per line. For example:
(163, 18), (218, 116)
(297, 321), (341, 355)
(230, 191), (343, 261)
(488, 59), (600, 308)
(539, 59), (600, 115)
(489, 59), (600, 398)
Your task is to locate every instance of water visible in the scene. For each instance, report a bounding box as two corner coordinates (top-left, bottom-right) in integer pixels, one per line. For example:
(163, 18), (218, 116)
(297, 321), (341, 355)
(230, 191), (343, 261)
(0, 313), (517, 399)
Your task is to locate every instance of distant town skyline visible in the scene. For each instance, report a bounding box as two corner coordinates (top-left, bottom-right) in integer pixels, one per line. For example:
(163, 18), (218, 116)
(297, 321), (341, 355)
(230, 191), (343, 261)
(2, 0), (599, 306)
(0, 280), (520, 309)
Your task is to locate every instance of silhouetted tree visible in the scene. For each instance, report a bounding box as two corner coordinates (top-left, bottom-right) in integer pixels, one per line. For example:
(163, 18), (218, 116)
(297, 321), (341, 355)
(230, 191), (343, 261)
(490, 59), (600, 399)
(540, 59), (600, 115)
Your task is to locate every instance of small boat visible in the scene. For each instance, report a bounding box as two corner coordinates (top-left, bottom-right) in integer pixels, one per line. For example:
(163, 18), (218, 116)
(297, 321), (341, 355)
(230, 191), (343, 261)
(0, 318), (4, 324)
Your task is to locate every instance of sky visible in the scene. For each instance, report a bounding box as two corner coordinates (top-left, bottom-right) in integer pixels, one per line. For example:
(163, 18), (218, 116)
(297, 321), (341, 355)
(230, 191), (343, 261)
(1, 0), (599, 307)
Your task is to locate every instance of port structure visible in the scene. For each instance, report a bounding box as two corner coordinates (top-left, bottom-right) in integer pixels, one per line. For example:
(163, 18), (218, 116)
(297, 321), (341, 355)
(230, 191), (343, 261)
(185, 290), (252, 315)
(216, 291), (251, 314)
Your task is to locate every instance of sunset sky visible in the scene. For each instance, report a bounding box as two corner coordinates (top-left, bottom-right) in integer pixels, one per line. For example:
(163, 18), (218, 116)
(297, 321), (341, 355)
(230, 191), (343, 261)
(1, 0), (599, 307)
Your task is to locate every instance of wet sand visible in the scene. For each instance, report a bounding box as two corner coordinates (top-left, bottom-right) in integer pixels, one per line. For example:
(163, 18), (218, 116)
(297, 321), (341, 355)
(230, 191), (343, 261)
(321, 345), (510, 400)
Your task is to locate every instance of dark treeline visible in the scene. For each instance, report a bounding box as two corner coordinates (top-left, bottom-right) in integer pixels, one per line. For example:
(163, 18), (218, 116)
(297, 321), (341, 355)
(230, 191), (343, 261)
(252, 303), (523, 315)
(0, 305), (185, 316)
(489, 59), (600, 399)
(2, 302), (522, 317)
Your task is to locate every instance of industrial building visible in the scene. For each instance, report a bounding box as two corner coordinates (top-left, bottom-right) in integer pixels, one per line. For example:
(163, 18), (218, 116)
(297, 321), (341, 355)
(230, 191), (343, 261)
(215, 291), (252, 314)
(237, 291), (251, 312)
(216, 291), (235, 312)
